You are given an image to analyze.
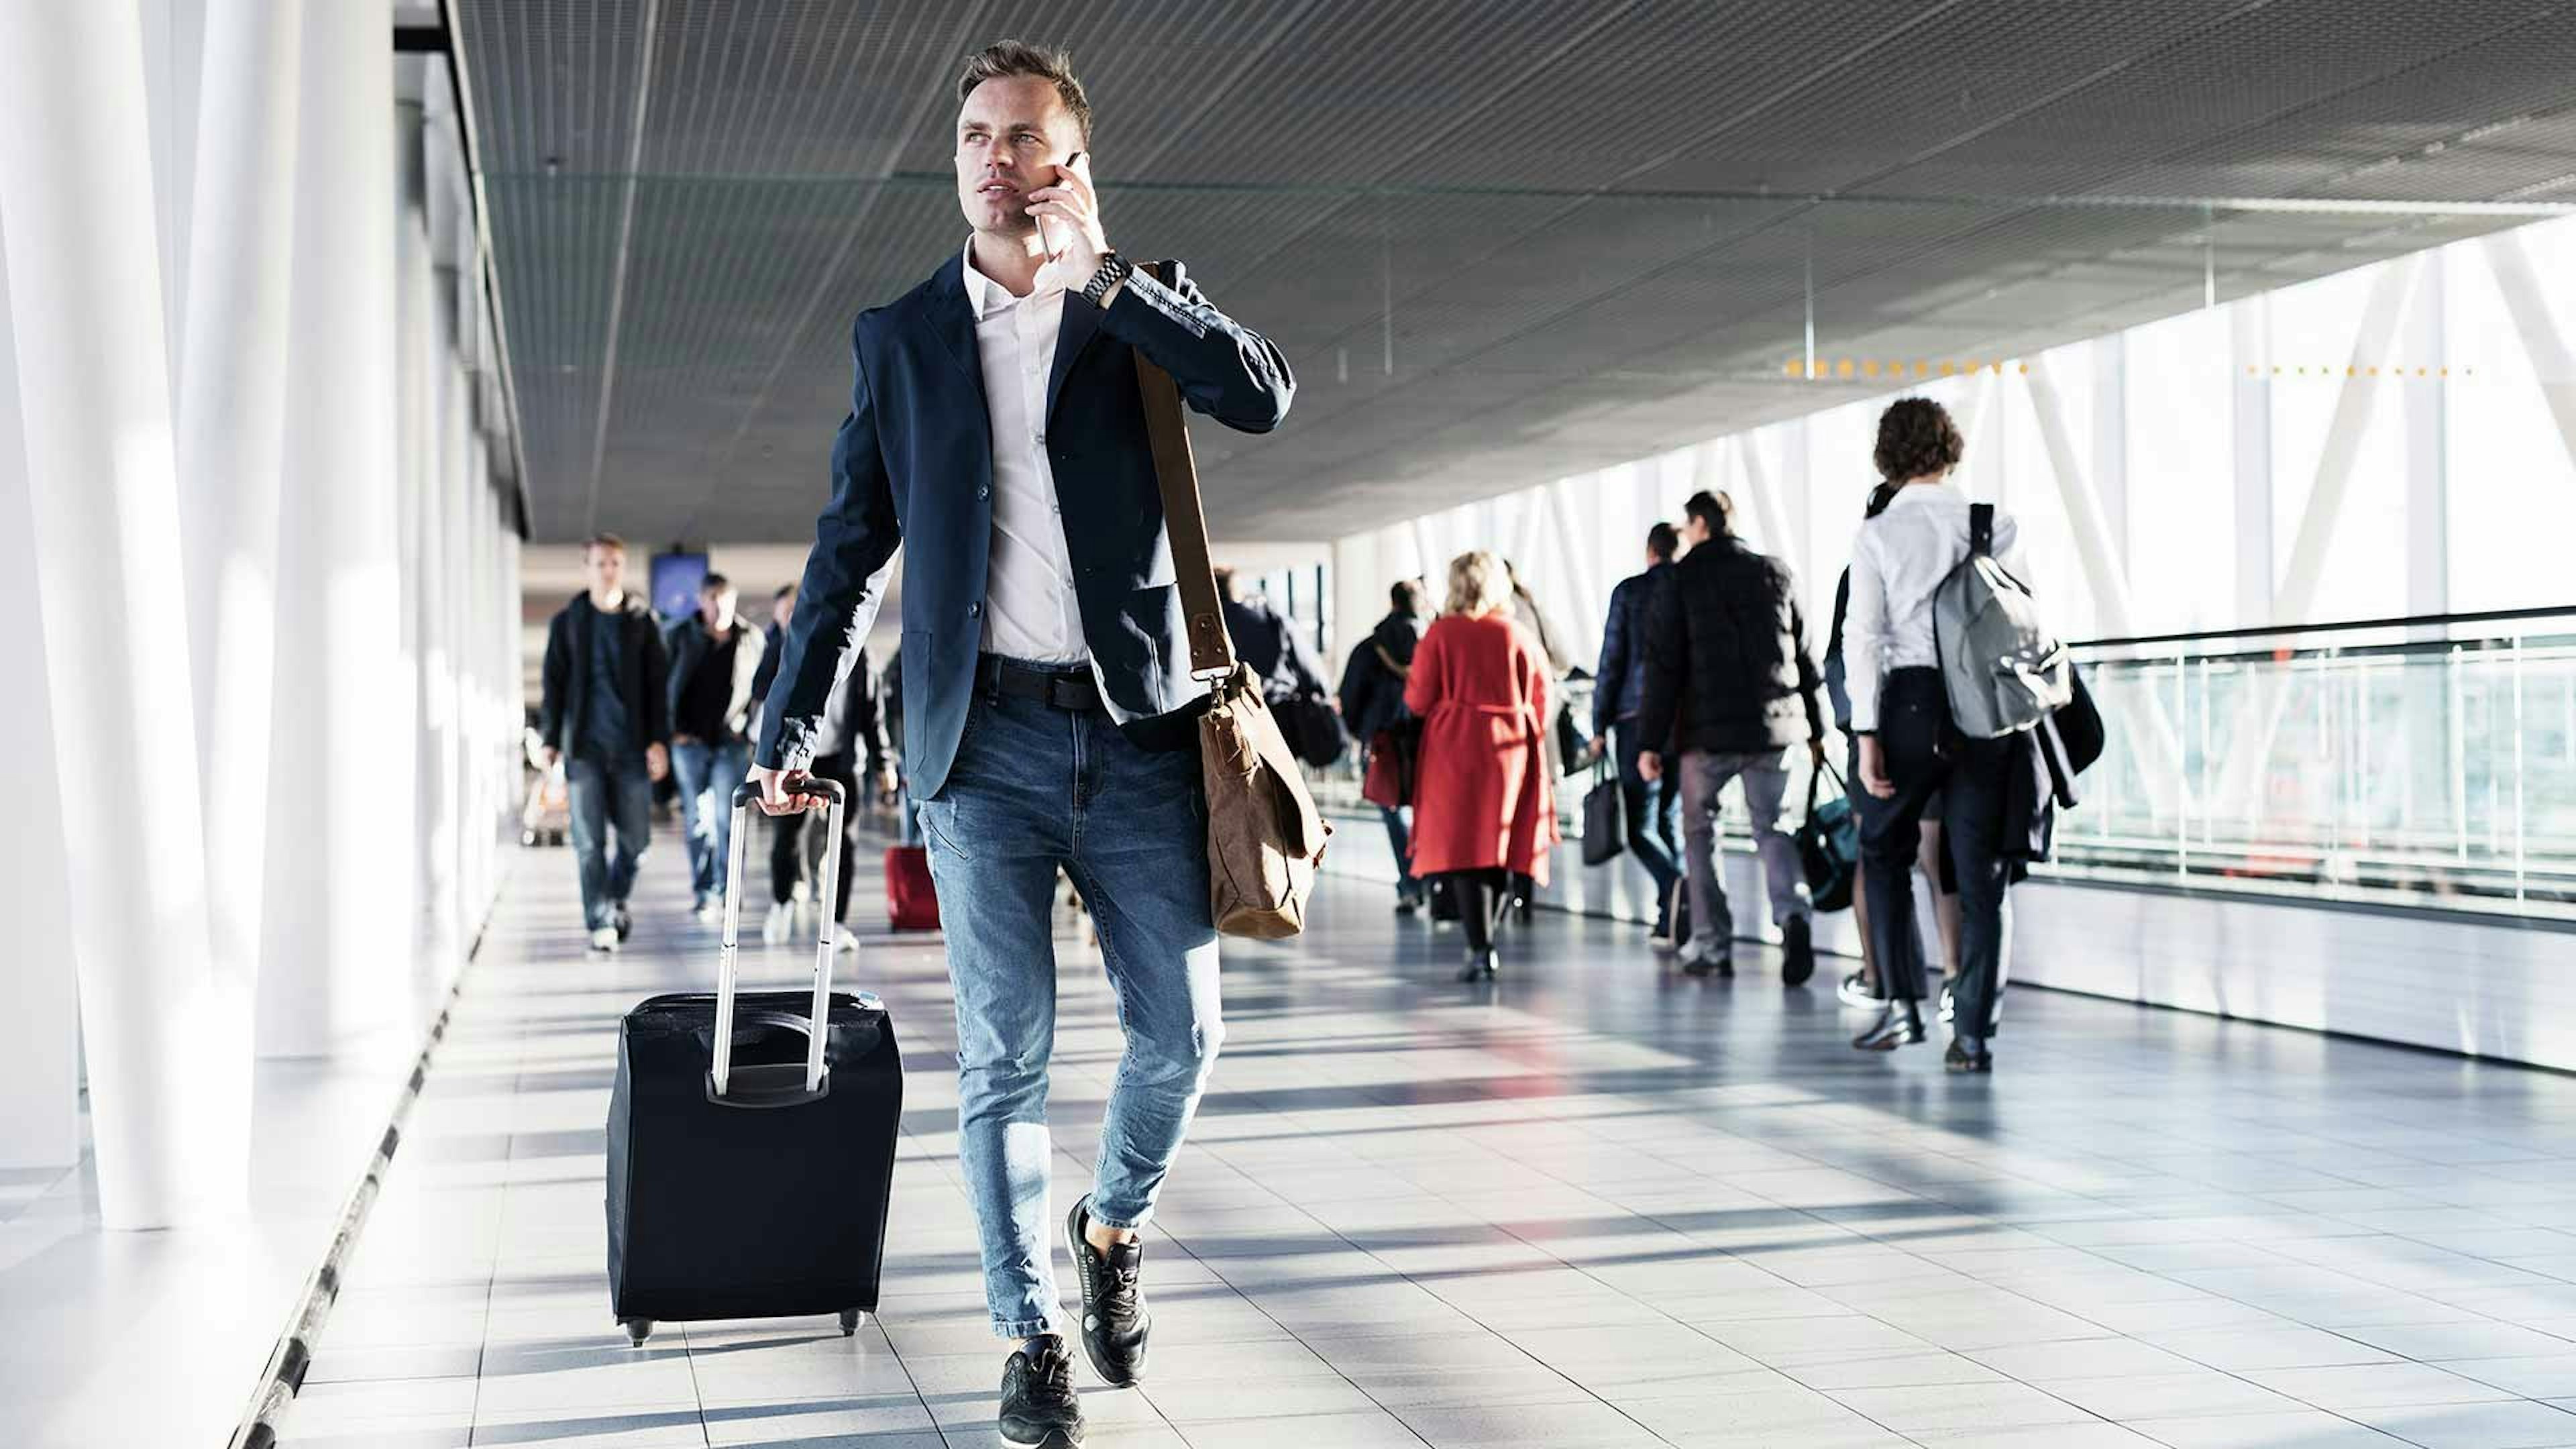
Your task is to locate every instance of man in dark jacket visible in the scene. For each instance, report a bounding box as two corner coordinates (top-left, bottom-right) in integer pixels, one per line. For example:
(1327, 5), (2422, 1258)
(536, 533), (672, 952)
(1585, 523), (1684, 945)
(666, 572), (767, 918)
(1637, 491), (1826, 985)
(1216, 567), (1326, 700)
(748, 582), (796, 708)
(1336, 578), (1427, 911)
(763, 645), (893, 945)
(745, 43), (1293, 1437)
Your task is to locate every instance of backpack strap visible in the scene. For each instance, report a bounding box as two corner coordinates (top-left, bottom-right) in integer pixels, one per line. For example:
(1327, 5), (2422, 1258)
(1970, 502), (1994, 557)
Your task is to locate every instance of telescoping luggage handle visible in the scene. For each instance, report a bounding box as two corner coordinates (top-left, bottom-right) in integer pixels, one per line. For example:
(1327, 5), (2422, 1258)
(712, 778), (849, 1105)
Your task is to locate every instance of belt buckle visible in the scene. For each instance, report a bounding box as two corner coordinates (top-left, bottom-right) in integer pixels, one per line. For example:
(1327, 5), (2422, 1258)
(1047, 675), (1081, 710)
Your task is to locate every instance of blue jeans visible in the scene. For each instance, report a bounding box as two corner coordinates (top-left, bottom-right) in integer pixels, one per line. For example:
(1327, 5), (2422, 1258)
(567, 751), (653, 930)
(1377, 804), (1418, 900)
(672, 737), (752, 903)
(1613, 722), (1682, 920)
(913, 686), (1222, 1339)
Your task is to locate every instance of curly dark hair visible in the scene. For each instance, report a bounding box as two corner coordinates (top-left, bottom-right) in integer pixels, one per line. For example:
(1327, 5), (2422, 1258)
(1872, 397), (1965, 482)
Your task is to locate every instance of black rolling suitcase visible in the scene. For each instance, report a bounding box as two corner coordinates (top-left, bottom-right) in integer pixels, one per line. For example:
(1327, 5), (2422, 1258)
(606, 778), (902, 1346)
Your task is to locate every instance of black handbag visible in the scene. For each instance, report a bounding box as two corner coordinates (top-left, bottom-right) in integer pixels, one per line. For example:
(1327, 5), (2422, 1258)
(1580, 755), (1625, 867)
(1274, 690), (1348, 769)
(1795, 760), (1860, 914)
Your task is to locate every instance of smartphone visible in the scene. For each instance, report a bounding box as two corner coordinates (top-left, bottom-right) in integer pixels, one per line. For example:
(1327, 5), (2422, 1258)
(1038, 150), (1083, 259)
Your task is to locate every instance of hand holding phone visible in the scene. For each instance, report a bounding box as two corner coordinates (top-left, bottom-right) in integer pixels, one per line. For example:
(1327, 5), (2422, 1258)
(1037, 150), (1084, 260)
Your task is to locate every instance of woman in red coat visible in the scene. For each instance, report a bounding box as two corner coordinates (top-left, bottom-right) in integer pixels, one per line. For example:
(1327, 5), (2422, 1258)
(1406, 550), (1561, 981)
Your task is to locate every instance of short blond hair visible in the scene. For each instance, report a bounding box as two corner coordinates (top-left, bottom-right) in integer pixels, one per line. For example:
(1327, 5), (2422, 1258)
(1445, 550), (1510, 617)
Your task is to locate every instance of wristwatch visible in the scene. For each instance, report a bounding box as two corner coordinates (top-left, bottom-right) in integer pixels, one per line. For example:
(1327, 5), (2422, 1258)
(1081, 250), (1132, 307)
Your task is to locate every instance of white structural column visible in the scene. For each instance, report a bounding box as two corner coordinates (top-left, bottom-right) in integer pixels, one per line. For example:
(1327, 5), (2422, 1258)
(0, 236), (83, 1170)
(2090, 333), (2129, 578)
(2024, 356), (2140, 637)
(2483, 229), (2576, 472)
(2233, 297), (2275, 625)
(178, 0), (303, 1091)
(395, 91), (445, 1016)
(260, 0), (415, 1057)
(2271, 254), (2419, 628)
(2406, 258), (2448, 621)
(0, 0), (244, 1224)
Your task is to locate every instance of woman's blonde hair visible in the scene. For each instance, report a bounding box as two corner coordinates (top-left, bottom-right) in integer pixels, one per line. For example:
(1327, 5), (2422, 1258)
(1445, 549), (1511, 617)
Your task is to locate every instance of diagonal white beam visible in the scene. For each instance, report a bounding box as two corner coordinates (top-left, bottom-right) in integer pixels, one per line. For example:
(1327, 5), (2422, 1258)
(2482, 227), (2576, 474)
(2271, 254), (2420, 628)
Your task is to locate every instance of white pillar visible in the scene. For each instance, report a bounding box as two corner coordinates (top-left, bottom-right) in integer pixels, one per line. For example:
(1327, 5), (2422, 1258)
(0, 233), (83, 1170)
(2271, 254), (2419, 628)
(0, 0), (245, 1225)
(178, 0), (303, 1097)
(2024, 356), (2139, 637)
(259, 0), (413, 1057)
(2090, 333), (2129, 580)
(2405, 257), (2448, 621)
(396, 92), (444, 1016)
(2232, 297), (2275, 627)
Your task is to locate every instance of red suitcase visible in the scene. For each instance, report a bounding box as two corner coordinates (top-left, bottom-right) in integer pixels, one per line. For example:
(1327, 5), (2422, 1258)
(885, 845), (940, 930)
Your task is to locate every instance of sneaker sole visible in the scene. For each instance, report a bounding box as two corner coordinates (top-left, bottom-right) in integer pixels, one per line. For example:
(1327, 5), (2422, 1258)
(1063, 1201), (1141, 1389)
(999, 1426), (1083, 1449)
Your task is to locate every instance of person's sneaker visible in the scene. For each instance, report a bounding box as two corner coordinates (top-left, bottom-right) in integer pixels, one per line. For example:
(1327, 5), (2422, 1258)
(833, 928), (858, 954)
(1678, 941), (1733, 978)
(1939, 983), (1956, 1024)
(761, 902), (793, 945)
(1782, 916), (1815, 987)
(1064, 1196), (1149, 1387)
(612, 903), (634, 941)
(692, 894), (717, 922)
(998, 1334), (1084, 1448)
(588, 926), (619, 953)
(1837, 971), (1884, 1010)
(1394, 890), (1421, 917)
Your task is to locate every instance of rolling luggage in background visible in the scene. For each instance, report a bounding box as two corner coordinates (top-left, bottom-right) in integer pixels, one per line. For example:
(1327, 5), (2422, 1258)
(607, 779), (903, 1346)
(885, 800), (941, 930)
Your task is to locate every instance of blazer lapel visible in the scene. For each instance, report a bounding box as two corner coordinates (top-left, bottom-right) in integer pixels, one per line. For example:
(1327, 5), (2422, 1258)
(920, 253), (987, 398)
(1044, 291), (1102, 427)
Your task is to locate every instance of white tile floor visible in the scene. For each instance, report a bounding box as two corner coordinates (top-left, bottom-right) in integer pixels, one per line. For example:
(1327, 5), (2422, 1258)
(268, 829), (2576, 1449)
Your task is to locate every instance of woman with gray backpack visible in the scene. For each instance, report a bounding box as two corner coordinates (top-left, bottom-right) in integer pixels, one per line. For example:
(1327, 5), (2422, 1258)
(1841, 397), (2069, 1072)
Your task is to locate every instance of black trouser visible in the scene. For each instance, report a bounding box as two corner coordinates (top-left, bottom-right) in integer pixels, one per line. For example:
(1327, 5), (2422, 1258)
(1856, 669), (2012, 1034)
(1446, 868), (1511, 953)
(771, 751), (860, 914)
(1612, 720), (1682, 918)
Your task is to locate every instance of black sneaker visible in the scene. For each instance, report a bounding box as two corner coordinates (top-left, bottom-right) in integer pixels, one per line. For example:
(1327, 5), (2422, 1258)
(1782, 916), (1815, 987)
(998, 1334), (1084, 1448)
(612, 902), (634, 941)
(1065, 1197), (1149, 1387)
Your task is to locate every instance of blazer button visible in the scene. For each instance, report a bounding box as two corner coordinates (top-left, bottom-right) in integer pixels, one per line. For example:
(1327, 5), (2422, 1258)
(976, 485), (990, 500)
(967, 602), (983, 618)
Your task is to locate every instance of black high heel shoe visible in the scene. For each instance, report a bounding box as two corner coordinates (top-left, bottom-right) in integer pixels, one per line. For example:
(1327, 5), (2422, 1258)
(1457, 949), (1497, 983)
(1852, 1006), (1926, 1052)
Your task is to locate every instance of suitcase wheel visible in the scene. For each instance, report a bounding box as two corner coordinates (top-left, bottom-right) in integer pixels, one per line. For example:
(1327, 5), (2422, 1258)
(839, 1308), (864, 1336)
(621, 1318), (654, 1347)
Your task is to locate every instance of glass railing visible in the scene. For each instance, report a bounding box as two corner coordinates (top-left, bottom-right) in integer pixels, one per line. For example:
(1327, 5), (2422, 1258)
(1309, 606), (2576, 921)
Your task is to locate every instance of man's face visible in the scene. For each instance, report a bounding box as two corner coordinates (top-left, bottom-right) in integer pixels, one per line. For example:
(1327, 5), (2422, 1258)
(955, 75), (1083, 237)
(773, 590), (797, 628)
(1681, 515), (1711, 548)
(700, 586), (738, 630)
(585, 545), (625, 596)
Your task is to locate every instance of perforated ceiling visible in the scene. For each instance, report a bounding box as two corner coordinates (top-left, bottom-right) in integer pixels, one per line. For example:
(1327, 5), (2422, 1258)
(449, 0), (2576, 544)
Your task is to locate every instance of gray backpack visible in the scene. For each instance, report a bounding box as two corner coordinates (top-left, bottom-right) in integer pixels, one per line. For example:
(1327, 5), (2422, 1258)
(1932, 503), (2071, 738)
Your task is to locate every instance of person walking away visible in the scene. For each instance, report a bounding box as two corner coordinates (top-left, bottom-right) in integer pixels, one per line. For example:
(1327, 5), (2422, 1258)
(1583, 523), (1686, 947)
(1843, 397), (2023, 1071)
(1405, 551), (1560, 983)
(1635, 490), (1826, 985)
(1337, 578), (1429, 912)
(1825, 484), (1965, 1012)
(745, 40), (1295, 1449)
(667, 572), (767, 918)
(535, 533), (672, 952)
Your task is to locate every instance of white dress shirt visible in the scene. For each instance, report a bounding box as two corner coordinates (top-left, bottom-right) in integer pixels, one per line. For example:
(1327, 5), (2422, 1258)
(961, 240), (1089, 666)
(1841, 483), (2025, 733)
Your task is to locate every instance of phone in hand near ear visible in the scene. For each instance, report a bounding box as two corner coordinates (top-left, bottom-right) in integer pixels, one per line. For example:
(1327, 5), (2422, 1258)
(1038, 150), (1083, 259)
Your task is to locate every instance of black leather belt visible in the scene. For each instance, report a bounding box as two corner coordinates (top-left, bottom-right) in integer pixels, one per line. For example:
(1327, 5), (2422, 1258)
(977, 654), (1102, 712)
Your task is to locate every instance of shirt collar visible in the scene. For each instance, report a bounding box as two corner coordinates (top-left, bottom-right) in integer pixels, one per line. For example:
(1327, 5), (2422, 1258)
(961, 238), (1064, 321)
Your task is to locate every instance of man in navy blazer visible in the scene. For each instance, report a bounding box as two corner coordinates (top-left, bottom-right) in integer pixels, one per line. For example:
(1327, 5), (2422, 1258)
(750, 40), (1291, 1448)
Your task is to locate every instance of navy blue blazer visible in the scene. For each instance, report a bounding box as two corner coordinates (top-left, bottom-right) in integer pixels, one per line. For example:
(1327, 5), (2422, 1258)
(754, 252), (1295, 800)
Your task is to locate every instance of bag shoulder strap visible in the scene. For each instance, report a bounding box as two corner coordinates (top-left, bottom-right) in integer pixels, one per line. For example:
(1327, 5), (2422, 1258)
(1969, 502), (1994, 558)
(1131, 261), (1236, 676)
